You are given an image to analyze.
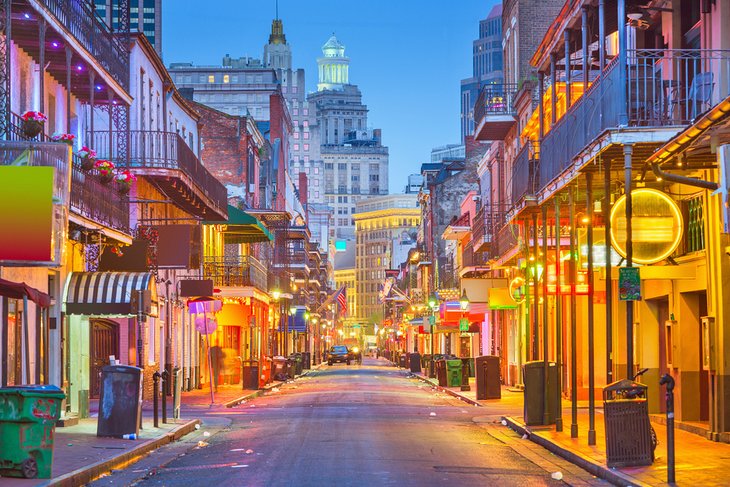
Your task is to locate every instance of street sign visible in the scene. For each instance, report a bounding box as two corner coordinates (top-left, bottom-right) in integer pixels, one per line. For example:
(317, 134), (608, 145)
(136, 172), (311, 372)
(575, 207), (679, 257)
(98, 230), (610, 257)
(428, 315), (436, 326)
(619, 267), (641, 301)
(459, 318), (469, 331)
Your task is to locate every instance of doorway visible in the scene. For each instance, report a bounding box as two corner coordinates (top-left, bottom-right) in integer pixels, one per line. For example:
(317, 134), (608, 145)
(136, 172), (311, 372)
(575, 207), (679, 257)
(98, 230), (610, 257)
(90, 320), (118, 398)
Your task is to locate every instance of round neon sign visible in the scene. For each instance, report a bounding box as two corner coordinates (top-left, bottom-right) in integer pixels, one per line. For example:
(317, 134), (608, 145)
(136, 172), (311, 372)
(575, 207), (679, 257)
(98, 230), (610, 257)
(509, 277), (526, 304)
(609, 188), (683, 265)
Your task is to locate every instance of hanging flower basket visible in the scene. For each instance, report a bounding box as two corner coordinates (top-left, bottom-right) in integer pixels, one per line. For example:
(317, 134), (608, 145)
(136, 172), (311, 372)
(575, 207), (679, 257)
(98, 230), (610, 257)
(20, 111), (47, 138)
(115, 169), (137, 194)
(77, 146), (97, 171)
(94, 159), (115, 185)
(51, 133), (76, 146)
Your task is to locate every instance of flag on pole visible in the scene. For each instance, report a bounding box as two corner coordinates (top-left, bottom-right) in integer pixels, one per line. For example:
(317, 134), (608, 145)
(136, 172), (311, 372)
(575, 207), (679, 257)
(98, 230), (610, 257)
(336, 286), (348, 316)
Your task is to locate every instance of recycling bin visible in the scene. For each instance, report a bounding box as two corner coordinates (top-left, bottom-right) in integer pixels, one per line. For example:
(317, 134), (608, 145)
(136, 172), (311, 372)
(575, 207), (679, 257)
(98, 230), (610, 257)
(522, 361), (557, 426)
(409, 353), (422, 373)
(435, 359), (448, 387)
(603, 379), (654, 467)
(475, 355), (501, 400)
(0, 385), (65, 479)
(97, 365), (143, 438)
(242, 360), (260, 390)
(446, 360), (463, 387)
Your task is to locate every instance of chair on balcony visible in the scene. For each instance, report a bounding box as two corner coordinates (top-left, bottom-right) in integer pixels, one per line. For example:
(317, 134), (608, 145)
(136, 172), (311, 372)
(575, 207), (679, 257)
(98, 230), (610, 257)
(682, 72), (715, 121)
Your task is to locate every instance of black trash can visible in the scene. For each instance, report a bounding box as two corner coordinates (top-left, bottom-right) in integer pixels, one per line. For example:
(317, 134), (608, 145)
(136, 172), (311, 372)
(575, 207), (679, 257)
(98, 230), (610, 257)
(409, 353), (422, 373)
(522, 360), (557, 426)
(475, 355), (501, 400)
(435, 359), (448, 387)
(96, 365), (143, 438)
(272, 356), (287, 381)
(603, 379), (654, 467)
(242, 360), (259, 390)
(399, 354), (407, 368)
(302, 352), (311, 370)
(289, 353), (303, 375)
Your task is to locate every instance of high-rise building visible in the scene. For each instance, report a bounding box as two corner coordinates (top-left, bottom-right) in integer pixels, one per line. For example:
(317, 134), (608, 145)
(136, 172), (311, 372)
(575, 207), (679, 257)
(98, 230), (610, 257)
(354, 194), (420, 323)
(460, 4), (503, 141)
(308, 35), (389, 241)
(431, 144), (466, 163)
(94, 0), (162, 54)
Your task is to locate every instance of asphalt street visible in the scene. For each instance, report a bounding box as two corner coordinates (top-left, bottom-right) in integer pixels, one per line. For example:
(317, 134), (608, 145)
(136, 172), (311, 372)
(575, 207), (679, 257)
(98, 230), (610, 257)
(92, 358), (604, 487)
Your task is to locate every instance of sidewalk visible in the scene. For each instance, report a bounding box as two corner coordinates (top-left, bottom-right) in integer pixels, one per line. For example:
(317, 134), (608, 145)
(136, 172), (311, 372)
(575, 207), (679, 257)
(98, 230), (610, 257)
(403, 364), (730, 486)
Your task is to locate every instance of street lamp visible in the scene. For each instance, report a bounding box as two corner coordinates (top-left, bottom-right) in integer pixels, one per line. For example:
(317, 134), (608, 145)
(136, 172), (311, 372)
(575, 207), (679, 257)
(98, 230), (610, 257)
(459, 290), (471, 392)
(428, 294), (438, 378)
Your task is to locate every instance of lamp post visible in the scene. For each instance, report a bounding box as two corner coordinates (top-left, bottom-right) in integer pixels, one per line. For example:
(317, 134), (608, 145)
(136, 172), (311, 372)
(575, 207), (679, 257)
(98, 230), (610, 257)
(428, 294), (438, 378)
(459, 290), (471, 391)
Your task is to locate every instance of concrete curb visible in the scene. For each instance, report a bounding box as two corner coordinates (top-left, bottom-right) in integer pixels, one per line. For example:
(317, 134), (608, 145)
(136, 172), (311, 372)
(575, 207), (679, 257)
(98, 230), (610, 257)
(405, 370), (482, 407)
(501, 416), (651, 487)
(45, 418), (200, 487)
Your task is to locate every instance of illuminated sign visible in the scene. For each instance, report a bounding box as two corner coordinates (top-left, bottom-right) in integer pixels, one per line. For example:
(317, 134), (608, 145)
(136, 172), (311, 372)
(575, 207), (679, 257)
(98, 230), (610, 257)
(610, 189), (683, 265)
(509, 277), (526, 304)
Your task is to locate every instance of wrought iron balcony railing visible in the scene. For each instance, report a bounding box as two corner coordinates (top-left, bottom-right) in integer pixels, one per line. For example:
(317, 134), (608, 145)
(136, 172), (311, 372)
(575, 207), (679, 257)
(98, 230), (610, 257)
(90, 130), (228, 216)
(471, 205), (507, 253)
(474, 83), (519, 121)
(511, 141), (539, 204)
(203, 256), (268, 291)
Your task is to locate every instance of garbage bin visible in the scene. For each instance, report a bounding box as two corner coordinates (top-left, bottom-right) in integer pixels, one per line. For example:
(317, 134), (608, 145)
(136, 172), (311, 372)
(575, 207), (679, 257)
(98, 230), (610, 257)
(522, 361), (557, 426)
(603, 379), (654, 467)
(259, 357), (272, 388)
(0, 385), (65, 479)
(409, 353), (422, 373)
(399, 354), (407, 368)
(242, 360), (259, 390)
(475, 355), (501, 400)
(97, 365), (143, 438)
(302, 352), (311, 370)
(272, 356), (288, 381)
(289, 353), (303, 376)
(435, 359), (448, 387)
(446, 360), (463, 387)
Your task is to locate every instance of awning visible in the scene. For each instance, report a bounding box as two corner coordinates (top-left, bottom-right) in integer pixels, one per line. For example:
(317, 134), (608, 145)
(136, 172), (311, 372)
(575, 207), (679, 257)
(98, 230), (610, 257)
(205, 205), (273, 244)
(0, 278), (51, 307)
(64, 272), (158, 316)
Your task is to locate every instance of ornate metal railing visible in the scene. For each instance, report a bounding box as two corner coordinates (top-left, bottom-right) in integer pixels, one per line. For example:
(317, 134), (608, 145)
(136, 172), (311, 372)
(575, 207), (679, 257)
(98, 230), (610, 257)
(203, 256), (268, 290)
(89, 130), (227, 215)
(511, 141), (539, 203)
(492, 223), (520, 261)
(472, 204), (508, 252)
(37, 0), (129, 90)
(474, 83), (519, 124)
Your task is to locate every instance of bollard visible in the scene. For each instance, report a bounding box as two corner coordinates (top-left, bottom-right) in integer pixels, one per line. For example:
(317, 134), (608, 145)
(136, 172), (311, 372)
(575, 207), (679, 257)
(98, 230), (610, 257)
(660, 374), (676, 485)
(460, 360), (471, 392)
(161, 370), (169, 424)
(152, 371), (161, 428)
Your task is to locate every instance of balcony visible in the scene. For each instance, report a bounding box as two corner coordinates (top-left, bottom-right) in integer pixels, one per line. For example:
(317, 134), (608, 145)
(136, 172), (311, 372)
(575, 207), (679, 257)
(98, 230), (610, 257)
(474, 83), (518, 141)
(539, 49), (730, 194)
(90, 130), (228, 220)
(460, 243), (490, 276)
(471, 205), (507, 253)
(7, 113), (130, 236)
(203, 256), (268, 291)
(511, 142), (539, 205)
(492, 223), (520, 263)
(10, 0), (129, 97)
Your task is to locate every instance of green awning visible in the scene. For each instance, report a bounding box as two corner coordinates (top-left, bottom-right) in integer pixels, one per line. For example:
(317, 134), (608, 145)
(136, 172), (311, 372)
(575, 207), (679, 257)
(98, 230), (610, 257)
(205, 205), (273, 244)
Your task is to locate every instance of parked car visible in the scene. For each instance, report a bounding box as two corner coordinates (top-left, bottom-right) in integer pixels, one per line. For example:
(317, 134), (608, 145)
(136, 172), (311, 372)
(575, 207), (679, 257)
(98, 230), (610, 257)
(327, 345), (351, 365)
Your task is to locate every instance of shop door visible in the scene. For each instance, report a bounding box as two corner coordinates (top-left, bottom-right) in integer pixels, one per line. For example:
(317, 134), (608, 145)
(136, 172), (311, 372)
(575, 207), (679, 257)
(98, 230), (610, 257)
(90, 320), (118, 398)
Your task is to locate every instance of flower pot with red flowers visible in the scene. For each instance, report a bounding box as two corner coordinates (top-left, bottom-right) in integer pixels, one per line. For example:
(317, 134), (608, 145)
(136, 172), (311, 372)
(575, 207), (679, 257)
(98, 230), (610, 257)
(94, 159), (115, 185)
(77, 146), (97, 171)
(115, 169), (137, 195)
(20, 111), (47, 138)
(51, 133), (76, 146)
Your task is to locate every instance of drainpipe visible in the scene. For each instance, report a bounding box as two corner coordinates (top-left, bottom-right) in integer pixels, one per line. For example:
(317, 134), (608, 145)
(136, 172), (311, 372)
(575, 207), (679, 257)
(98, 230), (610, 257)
(650, 163), (719, 190)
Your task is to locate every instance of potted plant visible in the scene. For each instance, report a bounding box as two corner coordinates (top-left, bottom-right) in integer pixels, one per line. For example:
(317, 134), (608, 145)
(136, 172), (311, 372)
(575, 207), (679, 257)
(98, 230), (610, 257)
(77, 146), (97, 171)
(51, 133), (76, 146)
(115, 169), (137, 195)
(20, 111), (47, 138)
(94, 159), (115, 184)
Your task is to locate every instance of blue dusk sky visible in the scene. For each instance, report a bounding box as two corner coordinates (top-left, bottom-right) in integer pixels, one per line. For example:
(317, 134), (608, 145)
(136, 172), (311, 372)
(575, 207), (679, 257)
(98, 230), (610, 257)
(163, 0), (500, 193)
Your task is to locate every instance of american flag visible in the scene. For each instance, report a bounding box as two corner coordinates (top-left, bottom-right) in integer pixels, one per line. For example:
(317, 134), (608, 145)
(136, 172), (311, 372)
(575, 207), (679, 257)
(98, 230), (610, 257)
(336, 286), (348, 316)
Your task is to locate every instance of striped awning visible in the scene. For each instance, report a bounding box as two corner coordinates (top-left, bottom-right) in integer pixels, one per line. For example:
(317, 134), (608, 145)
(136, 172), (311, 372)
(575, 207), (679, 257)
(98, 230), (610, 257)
(64, 272), (158, 316)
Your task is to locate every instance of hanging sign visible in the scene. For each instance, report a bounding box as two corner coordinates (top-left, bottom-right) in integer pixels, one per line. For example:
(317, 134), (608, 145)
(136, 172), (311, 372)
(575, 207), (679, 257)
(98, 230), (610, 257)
(459, 318), (469, 331)
(618, 267), (641, 301)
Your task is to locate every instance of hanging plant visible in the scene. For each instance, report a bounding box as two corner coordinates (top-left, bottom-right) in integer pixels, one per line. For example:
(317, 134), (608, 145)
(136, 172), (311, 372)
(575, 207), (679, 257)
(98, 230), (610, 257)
(94, 159), (115, 184)
(51, 133), (76, 146)
(20, 111), (47, 138)
(114, 169), (137, 195)
(77, 146), (97, 171)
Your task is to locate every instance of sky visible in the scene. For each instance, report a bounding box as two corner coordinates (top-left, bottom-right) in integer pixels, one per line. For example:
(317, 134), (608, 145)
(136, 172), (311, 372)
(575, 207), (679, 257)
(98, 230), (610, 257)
(162, 0), (500, 193)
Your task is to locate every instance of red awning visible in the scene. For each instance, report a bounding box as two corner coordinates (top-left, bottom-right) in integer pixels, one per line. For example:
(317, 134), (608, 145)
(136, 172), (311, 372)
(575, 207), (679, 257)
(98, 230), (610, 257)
(0, 278), (51, 307)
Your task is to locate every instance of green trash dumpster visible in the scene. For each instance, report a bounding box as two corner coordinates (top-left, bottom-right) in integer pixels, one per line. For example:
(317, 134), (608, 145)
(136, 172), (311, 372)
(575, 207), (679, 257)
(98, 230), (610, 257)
(0, 385), (65, 479)
(446, 360), (463, 387)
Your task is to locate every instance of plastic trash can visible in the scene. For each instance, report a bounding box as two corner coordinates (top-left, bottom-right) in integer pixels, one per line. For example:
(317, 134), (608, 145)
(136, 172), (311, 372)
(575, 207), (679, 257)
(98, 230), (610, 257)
(242, 360), (260, 390)
(272, 356), (288, 381)
(522, 361), (557, 426)
(289, 353), (303, 376)
(409, 353), (422, 373)
(302, 352), (311, 370)
(97, 365), (143, 439)
(446, 360), (463, 387)
(0, 385), (65, 479)
(475, 355), (501, 399)
(435, 359), (448, 387)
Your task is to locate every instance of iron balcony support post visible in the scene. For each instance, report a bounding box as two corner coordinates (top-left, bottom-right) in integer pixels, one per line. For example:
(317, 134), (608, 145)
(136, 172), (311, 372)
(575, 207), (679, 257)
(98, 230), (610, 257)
(564, 29), (571, 110)
(569, 186), (578, 438)
(532, 213), (539, 361)
(38, 19), (46, 114)
(604, 155), (613, 384)
(587, 171), (596, 446)
(625, 144), (634, 377)
(542, 205), (550, 426)
(555, 196), (563, 432)
(550, 55), (557, 126)
(617, 0), (628, 126)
